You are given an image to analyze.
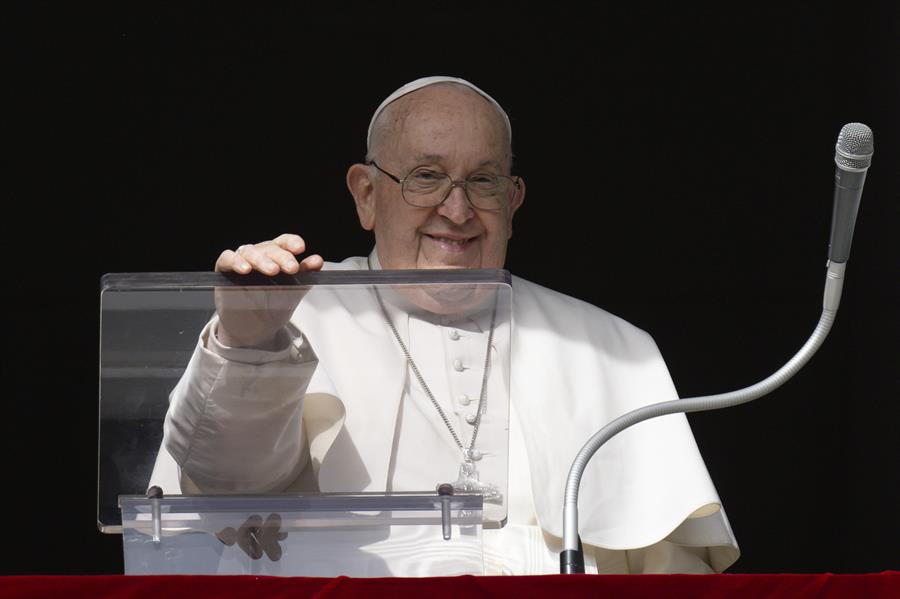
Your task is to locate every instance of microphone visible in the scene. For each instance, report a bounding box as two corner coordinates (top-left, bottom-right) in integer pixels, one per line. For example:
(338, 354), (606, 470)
(829, 123), (874, 263)
(560, 122), (875, 574)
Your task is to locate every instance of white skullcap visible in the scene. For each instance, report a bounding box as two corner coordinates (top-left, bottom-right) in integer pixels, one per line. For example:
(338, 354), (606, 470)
(366, 76), (512, 153)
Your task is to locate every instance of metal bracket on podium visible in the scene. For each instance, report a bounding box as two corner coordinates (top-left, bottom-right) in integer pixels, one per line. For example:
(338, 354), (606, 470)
(147, 486), (163, 543)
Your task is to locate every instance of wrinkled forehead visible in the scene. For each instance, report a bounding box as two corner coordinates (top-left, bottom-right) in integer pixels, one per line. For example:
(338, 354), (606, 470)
(366, 76), (512, 153)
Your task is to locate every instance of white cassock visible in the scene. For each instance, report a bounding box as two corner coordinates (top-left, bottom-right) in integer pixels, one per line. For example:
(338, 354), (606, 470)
(152, 250), (740, 574)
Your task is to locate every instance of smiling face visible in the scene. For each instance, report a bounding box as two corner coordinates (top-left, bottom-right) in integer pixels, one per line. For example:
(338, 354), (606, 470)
(348, 83), (525, 270)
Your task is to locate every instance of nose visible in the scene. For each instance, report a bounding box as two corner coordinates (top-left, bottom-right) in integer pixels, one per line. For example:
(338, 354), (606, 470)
(436, 184), (474, 225)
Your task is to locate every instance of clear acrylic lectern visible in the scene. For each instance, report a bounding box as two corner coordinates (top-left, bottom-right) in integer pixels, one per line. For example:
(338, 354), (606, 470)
(99, 269), (512, 576)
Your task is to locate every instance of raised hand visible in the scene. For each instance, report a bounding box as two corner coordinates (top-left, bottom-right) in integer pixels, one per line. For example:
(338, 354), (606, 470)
(213, 234), (324, 348)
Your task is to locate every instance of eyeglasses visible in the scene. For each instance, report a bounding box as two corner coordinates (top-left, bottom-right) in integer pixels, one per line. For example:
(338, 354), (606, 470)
(368, 161), (519, 211)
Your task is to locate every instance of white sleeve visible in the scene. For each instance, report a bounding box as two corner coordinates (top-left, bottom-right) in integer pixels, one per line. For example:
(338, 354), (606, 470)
(162, 317), (318, 493)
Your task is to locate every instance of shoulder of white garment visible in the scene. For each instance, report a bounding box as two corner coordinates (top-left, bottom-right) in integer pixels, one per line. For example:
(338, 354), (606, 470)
(510, 274), (659, 354)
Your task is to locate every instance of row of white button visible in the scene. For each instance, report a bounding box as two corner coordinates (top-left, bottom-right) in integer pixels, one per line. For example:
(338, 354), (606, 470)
(450, 327), (477, 428)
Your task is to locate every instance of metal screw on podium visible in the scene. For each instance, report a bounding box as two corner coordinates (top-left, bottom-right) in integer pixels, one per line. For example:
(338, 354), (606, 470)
(437, 483), (454, 541)
(147, 485), (163, 543)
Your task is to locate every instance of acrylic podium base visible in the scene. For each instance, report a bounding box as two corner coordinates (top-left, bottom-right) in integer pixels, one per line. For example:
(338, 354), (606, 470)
(120, 492), (485, 577)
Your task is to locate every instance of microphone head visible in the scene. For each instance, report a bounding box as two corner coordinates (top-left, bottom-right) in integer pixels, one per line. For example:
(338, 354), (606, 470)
(835, 122), (874, 171)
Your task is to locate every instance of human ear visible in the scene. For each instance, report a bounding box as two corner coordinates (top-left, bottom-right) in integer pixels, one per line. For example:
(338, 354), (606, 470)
(506, 176), (526, 238)
(347, 163), (376, 231)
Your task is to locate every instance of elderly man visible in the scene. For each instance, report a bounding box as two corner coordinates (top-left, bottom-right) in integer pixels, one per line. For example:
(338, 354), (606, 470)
(153, 76), (740, 574)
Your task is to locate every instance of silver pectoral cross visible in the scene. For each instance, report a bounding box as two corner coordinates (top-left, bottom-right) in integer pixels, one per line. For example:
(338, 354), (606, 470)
(451, 459), (503, 504)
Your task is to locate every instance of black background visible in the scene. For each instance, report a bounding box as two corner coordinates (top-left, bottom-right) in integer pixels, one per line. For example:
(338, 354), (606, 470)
(5, 3), (898, 574)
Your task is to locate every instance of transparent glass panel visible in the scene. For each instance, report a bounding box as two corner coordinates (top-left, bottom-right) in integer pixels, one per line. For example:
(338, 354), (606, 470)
(100, 270), (511, 531)
(120, 493), (484, 576)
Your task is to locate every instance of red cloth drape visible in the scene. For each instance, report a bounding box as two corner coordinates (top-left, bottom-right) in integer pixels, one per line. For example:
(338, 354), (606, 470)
(2, 573), (899, 599)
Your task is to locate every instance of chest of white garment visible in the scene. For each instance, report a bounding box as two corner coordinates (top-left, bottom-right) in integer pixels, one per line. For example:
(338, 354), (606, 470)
(386, 312), (510, 518)
(388, 312), (588, 574)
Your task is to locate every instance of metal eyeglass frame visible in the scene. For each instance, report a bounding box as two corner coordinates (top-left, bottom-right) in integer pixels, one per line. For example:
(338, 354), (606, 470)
(368, 160), (520, 211)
